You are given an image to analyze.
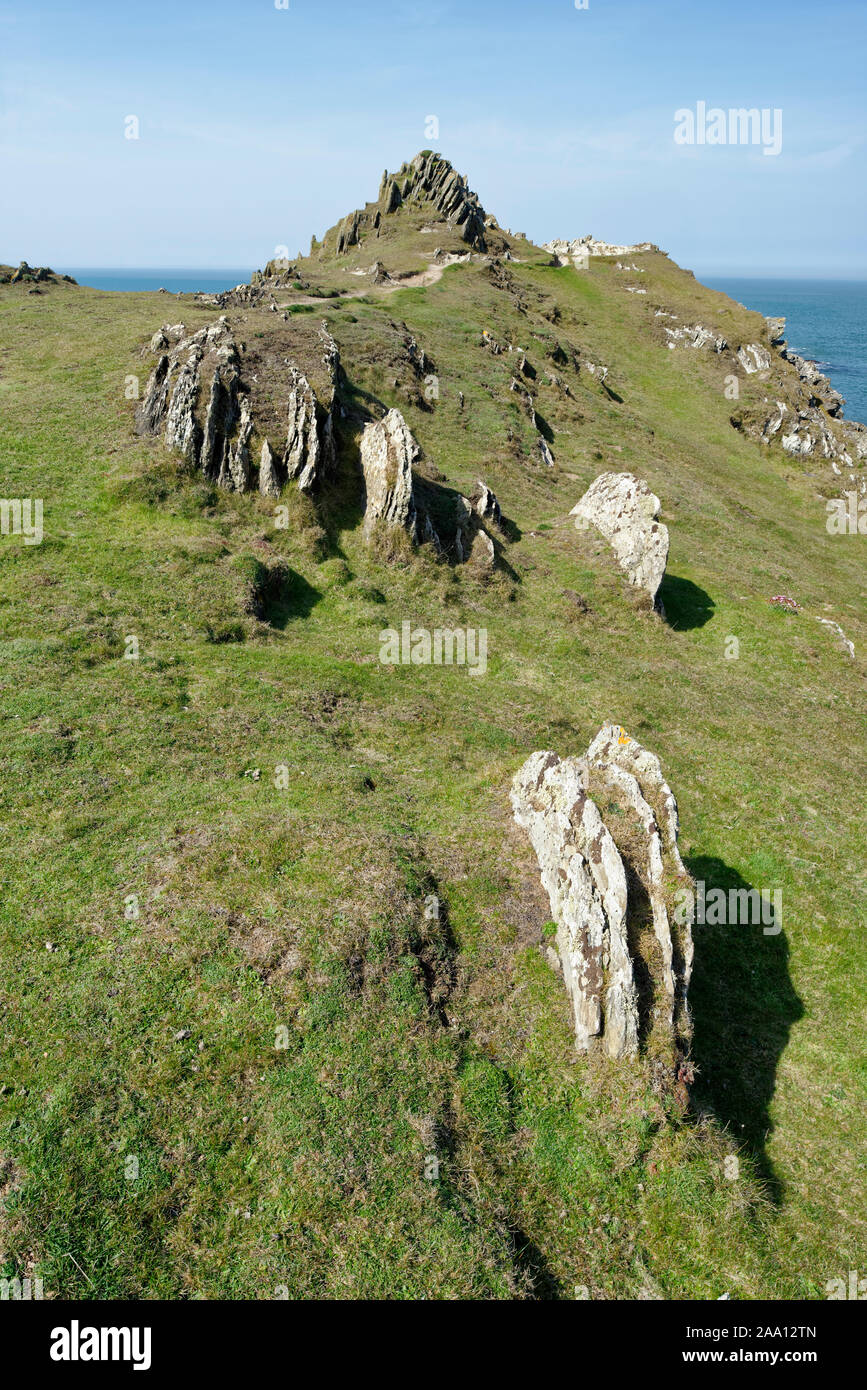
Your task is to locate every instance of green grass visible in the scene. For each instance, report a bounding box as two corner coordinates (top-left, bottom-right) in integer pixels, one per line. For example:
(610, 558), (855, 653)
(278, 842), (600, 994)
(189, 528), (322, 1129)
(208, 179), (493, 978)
(0, 228), (865, 1301)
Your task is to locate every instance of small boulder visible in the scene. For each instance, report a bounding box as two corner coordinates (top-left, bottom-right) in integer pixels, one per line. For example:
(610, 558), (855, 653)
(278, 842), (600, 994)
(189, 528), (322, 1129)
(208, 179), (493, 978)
(472, 479), (502, 527)
(570, 471), (668, 607)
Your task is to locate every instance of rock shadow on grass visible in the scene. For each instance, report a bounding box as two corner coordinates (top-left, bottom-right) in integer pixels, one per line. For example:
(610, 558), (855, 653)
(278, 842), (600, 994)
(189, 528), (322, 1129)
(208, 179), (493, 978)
(658, 573), (715, 630)
(686, 854), (803, 1204)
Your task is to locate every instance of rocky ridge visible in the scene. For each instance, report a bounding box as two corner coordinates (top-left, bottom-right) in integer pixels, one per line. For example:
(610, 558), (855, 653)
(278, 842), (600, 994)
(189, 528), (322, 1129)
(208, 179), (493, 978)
(321, 151), (500, 258)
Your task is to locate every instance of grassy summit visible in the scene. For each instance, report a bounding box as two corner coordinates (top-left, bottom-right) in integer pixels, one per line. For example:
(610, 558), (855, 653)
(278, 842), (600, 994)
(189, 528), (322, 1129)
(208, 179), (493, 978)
(0, 155), (864, 1299)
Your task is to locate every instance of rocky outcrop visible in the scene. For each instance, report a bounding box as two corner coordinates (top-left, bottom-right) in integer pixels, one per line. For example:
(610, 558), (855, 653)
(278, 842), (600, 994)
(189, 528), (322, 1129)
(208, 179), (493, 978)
(741, 395), (862, 474)
(571, 472), (669, 606)
(783, 350), (844, 416)
(360, 410), (497, 568)
(736, 343), (772, 374)
(137, 317), (249, 487)
(544, 236), (659, 265)
(472, 479), (502, 527)
(266, 364), (334, 495)
(841, 420), (867, 462)
(732, 317), (866, 492)
(0, 261), (76, 285)
(391, 152), (488, 249)
(137, 317), (338, 497)
(664, 323), (727, 353)
(511, 723), (693, 1062)
(327, 153), (489, 257)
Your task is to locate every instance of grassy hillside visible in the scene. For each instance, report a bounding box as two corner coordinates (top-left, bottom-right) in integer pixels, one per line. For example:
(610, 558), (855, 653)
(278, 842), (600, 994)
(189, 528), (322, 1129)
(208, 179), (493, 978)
(1, 171), (865, 1299)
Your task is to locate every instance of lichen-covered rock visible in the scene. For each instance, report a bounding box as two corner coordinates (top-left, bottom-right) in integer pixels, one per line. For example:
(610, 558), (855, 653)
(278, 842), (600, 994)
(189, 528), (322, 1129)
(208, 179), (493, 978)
(284, 365), (333, 493)
(511, 749), (637, 1057)
(736, 343), (771, 374)
(164, 352), (203, 460)
(202, 362), (242, 486)
(544, 236), (658, 264)
(538, 436), (555, 468)
(137, 318), (243, 485)
(359, 413), (496, 568)
(360, 409), (419, 538)
(511, 723), (693, 1064)
(570, 472), (669, 606)
(227, 398), (253, 493)
(137, 355), (173, 435)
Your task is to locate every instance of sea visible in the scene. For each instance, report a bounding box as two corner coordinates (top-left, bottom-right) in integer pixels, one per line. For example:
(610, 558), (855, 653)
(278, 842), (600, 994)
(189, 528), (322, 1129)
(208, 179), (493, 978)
(57, 269), (867, 428)
(706, 278), (867, 426)
(57, 268), (255, 296)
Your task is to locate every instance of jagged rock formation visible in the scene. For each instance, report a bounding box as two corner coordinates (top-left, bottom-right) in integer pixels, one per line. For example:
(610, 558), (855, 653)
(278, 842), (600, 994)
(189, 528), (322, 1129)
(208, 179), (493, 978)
(571, 472), (669, 606)
(511, 723), (693, 1062)
(360, 409), (420, 539)
(472, 479), (502, 527)
(360, 409), (496, 567)
(137, 317), (338, 496)
(260, 361), (335, 497)
(136, 318), (249, 489)
(783, 350), (844, 417)
(325, 152), (491, 258)
(391, 152), (488, 248)
(0, 261), (76, 285)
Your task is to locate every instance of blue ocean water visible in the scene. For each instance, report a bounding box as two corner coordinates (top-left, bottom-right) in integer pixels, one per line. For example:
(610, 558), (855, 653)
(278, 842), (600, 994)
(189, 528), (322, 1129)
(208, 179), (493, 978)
(706, 278), (867, 426)
(57, 268), (255, 294)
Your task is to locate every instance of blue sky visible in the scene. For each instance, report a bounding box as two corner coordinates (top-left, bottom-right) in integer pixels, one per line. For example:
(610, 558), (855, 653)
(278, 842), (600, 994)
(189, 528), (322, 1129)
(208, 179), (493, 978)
(2, 0), (866, 276)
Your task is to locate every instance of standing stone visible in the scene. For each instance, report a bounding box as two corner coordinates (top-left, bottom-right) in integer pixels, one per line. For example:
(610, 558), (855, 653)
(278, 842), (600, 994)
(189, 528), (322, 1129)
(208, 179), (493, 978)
(511, 750), (638, 1058)
(473, 479), (502, 527)
(228, 398), (253, 493)
(570, 472), (669, 606)
(285, 366), (323, 492)
(259, 440), (280, 498)
(360, 408), (419, 538)
(511, 724), (694, 1065)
